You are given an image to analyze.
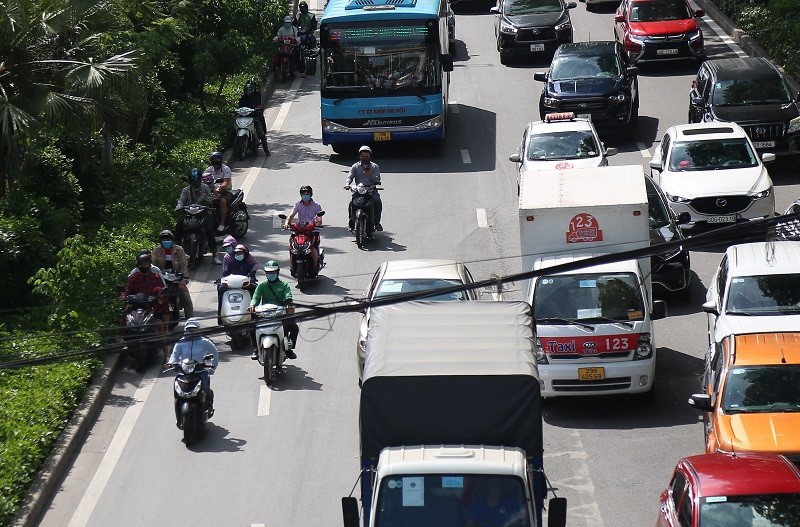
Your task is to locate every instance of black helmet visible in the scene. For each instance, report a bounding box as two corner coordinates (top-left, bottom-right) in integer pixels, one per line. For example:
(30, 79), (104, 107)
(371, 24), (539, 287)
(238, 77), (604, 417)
(299, 1), (308, 10)
(299, 185), (313, 196)
(188, 167), (201, 185)
(136, 253), (152, 266)
(210, 151), (223, 163)
(137, 248), (151, 258)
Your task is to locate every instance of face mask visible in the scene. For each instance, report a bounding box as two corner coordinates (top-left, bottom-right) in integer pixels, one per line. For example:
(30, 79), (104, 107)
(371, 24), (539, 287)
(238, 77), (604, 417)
(301, 194), (311, 202)
(266, 273), (279, 282)
(235, 254), (245, 262)
(225, 246), (234, 255)
(138, 266), (150, 274)
(212, 161), (222, 168)
(161, 241), (172, 249)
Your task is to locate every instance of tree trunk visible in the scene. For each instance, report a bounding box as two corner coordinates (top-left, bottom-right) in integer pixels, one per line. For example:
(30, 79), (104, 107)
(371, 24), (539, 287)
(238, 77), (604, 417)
(212, 73), (228, 106)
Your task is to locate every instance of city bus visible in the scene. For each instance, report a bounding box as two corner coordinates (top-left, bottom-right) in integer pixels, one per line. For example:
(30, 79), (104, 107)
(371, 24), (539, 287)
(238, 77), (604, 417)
(319, 0), (454, 152)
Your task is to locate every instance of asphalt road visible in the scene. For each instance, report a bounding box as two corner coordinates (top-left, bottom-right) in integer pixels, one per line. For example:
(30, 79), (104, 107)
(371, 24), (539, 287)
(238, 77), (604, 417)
(33, 0), (800, 526)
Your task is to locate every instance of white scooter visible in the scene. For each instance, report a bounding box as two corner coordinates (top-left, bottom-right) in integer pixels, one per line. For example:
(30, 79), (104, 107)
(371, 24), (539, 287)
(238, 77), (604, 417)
(233, 106), (267, 161)
(218, 274), (253, 349)
(252, 303), (291, 385)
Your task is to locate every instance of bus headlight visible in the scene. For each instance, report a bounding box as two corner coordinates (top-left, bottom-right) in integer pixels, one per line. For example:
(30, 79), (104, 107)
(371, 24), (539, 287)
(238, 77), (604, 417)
(414, 115), (444, 130)
(322, 120), (350, 133)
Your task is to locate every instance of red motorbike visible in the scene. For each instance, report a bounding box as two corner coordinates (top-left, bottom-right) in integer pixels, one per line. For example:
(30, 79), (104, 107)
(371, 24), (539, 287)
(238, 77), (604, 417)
(273, 36), (298, 83)
(278, 211), (325, 285)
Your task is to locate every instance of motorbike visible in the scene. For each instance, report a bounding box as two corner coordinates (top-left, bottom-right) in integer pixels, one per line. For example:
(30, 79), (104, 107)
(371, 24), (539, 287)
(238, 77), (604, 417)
(278, 211), (326, 284)
(274, 36), (297, 83)
(210, 178), (250, 239)
(347, 183), (383, 249)
(297, 30), (318, 76)
(122, 292), (163, 372)
(166, 355), (214, 447)
(218, 274), (254, 349)
(233, 106), (268, 161)
(178, 204), (211, 269)
(162, 271), (184, 331)
(252, 303), (292, 385)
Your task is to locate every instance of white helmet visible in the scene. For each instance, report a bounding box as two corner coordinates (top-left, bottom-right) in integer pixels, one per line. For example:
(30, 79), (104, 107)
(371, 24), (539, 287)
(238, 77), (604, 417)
(284, 15), (293, 23)
(359, 145), (372, 154)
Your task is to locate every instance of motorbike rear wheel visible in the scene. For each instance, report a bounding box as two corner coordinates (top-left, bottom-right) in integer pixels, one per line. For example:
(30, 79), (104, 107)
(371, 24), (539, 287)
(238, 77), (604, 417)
(236, 135), (247, 161)
(355, 215), (366, 248)
(281, 61), (290, 83)
(231, 331), (249, 350)
(134, 342), (148, 372)
(264, 345), (276, 385)
(182, 410), (195, 447)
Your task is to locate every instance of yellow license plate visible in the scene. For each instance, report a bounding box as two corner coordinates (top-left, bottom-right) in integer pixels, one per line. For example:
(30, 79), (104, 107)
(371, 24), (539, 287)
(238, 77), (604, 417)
(373, 132), (391, 141)
(578, 367), (605, 381)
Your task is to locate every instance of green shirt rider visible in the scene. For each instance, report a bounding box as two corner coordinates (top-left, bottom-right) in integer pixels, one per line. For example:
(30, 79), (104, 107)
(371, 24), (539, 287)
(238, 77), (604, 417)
(248, 260), (299, 359)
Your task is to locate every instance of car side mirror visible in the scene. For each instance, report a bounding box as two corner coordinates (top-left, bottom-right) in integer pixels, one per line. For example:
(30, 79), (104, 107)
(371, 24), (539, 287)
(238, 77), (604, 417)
(761, 152), (776, 164)
(694, 8), (704, 17)
(626, 66), (639, 76)
(614, 13), (624, 22)
(690, 94), (704, 106)
(605, 147), (618, 156)
(565, 1), (577, 8)
(688, 393), (713, 412)
(490, 6), (499, 13)
(649, 159), (662, 171)
(342, 497), (359, 527)
(509, 153), (521, 163)
(677, 212), (691, 225)
(651, 299), (667, 321)
(701, 300), (719, 316)
(548, 497), (568, 527)
(533, 72), (548, 82)
(441, 54), (454, 72)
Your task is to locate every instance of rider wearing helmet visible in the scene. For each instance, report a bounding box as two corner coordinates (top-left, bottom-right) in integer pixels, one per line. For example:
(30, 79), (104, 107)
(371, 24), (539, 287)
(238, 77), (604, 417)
(274, 15), (301, 78)
(344, 145), (383, 232)
(283, 185), (323, 272)
(120, 252), (171, 360)
(248, 261), (299, 360)
(237, 84), (270, 156)
(175, 168), (221, 265)
(202, 152), (235, 233)
(293, 1), (318, 56)
(151, 229), (194, 318)
(167, 317), (218, 427)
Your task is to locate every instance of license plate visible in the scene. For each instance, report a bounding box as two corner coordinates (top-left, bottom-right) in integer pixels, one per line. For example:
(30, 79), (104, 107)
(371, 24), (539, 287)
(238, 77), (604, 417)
(752, 141), (776, 148)
(530, 43), (545, 52)
(374, 132), (391, 141)
(656, 48), (678, 55)
(578, 367), (605, 381)
(707, 215), (736, 223)
(576, 113), (591, 121)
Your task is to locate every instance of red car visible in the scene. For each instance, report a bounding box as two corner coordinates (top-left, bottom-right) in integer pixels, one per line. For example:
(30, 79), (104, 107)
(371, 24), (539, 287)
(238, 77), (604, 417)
(614, 0), (704, 63)
(656, 453), (800, 527)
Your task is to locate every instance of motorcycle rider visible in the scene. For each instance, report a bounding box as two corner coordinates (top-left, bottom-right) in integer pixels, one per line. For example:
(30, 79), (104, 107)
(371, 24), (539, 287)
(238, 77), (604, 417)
(283, 185), (323, 273)
(247, 261), (299, 360)
(129, 249), (166, 284)
(237, 83), (270, 156)
(293, 1), (318, 53)
(151, 230), (194, 318)
(166, 317), (218, 427)
(175, 168), (222, 265)
(121, 252), (171, 361)
(203, 152), (234, 233)
(274, 15), (300, 78)
(344, 145), (383, 232)
(218, 243), (259, 322)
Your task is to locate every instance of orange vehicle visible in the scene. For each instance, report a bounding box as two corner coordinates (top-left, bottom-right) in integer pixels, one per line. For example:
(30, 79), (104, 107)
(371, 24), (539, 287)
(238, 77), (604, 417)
(688, 332), (800, 462)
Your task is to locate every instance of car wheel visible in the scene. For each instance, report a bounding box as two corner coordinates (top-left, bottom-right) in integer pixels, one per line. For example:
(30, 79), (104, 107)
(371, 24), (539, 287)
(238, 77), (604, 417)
(586, 1), (595, 12)
(631, 98), (639, 123)
(499, 50), (510, 65)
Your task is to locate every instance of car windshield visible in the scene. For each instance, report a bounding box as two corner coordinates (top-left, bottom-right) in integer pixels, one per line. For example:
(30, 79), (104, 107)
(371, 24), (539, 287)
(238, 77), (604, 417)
(551, 54), (621, 80)
(374, 474), (529, 527)
(527, 131), (600, 160)
(700, 493), (800, 526)
(533, 272), (644, 321)
(722, 365), (800, 413)
(668, 139), (758, 171)
(712, 77), (793, 106)
(725, 274), (800, 315)
(375, 278), (468, 301)
(629, 0), (692, 22)
(505, 0), (563, 15)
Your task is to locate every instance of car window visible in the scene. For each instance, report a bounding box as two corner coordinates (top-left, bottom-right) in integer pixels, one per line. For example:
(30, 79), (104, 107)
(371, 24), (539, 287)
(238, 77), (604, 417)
(716, 255), (728, 306)
(367, 269), (382, 299)
(630, 0), (692, 22)
(551, 53), (621, 80)
(671, 472), (687, 511)
(711, 77), (793, 105)
(697, 69), (709, 99)
(668, 139), (758, 171)
(527, 131), (600, 160)
(645, 179), (671, 228)
(519, 129), (527, 157)
(710, 342), (724, 395)
(504, 0), (563, 15)
(678, 483), (693, 527)
(660, 132), (671, 163)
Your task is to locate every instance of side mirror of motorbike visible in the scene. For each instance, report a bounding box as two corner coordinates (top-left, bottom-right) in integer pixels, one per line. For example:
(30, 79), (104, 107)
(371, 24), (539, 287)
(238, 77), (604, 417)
(278, 213), (288, 220)
(441, 54), (454, 72)
(317, 210), (326, 217)
(215, 177), (224, 184)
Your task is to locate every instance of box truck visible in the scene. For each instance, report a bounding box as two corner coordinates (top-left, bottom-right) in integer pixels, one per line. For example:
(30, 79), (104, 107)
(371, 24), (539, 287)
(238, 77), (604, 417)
(519, 167), (667, 398)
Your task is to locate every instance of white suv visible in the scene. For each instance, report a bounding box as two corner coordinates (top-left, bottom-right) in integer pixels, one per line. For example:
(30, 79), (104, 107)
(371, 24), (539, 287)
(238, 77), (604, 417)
(649, 123), (776, 231)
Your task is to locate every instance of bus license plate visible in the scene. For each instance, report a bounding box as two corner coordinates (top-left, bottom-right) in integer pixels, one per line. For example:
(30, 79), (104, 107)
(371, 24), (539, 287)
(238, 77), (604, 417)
(578, 367), (605, 381)
(707, 215), (736, 223)
(530, 43), (545, 52)
(753, 141), (775, 148)
(657, 48), (678, 55)
(374, 132), (391, 141)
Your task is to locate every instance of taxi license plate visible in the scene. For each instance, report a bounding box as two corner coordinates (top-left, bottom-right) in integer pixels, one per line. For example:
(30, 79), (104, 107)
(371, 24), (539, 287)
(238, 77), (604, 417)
(530, 43), (545, 52)
(657, 48), (678, 55)
(753, 141), (776, 148)
(708, 215), (736, 223)
(578, 367), (605, 381)
(576, 113), (591, 121)
(374, 132), (391, 141)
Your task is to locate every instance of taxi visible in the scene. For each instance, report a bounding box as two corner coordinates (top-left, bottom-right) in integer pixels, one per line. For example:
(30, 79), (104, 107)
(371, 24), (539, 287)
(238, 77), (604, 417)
(688, 331), (800, 463)
(508, 112), (616, 194)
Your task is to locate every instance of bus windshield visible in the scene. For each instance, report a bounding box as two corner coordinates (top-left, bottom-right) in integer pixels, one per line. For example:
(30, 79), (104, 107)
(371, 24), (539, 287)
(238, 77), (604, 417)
(321, 20), (441, 98)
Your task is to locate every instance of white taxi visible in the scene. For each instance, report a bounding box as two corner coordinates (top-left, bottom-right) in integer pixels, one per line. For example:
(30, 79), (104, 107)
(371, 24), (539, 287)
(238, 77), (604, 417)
(509, 112), (617, 194)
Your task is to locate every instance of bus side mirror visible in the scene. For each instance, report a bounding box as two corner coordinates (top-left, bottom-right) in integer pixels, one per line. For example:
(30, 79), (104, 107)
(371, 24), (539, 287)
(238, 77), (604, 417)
(548, 497), (567, 527)
(441, 54), (454, 72)
(342, 497), (359, 527)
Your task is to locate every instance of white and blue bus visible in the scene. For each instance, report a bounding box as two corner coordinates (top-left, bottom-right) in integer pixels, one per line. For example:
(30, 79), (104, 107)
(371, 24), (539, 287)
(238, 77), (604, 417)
(319, 0), (454, 152)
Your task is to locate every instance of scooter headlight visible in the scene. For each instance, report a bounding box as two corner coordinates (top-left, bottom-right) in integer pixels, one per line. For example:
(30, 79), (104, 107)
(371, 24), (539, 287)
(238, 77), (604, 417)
(228, 293), (244, 303)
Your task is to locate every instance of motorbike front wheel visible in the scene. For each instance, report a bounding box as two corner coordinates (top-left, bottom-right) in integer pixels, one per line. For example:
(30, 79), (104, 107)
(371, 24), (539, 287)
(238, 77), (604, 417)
(296, 261), (307, 284)
(355, 214), (366, 249)
(134, 342), (148, 372)
(182, 409), (195, 447)
(280, 61), (289, 83)
(236, 135), (247, 161)
(264, 345), (276, 385)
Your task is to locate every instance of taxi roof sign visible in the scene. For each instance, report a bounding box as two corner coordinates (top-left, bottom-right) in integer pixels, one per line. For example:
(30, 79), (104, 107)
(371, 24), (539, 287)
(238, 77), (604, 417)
(544, 112), (576, 123)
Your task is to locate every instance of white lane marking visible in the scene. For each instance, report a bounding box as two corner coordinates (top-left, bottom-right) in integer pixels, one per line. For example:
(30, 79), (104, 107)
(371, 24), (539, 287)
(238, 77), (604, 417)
(476, 208), (489, 228)
(545, 431), (605, 527)
(68, 374), (158, 527)
(258, 384), (272, 416)
(450, 100), (460, 114)
(271, 77), (303, 133)
(273, 211), (285, 229)
(252, 524), (266, 527)
(461, 149), (471, 164)
(636, 142), (651, 158)
(241, 165), (262, 196)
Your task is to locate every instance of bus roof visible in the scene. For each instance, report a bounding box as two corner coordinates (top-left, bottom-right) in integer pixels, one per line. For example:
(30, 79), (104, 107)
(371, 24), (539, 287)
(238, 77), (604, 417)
(321, 0), (441, 23)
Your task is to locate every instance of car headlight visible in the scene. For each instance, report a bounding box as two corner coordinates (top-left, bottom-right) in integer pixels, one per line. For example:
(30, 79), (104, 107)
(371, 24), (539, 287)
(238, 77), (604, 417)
(751, 187), (772, 200)
(322, 120), (350, 133)
(534, 338), (549, 364)
(666, 192), (692, 204)
(687, 29), (702, 41)
(609, 92), (627, 102)
(555, 20), (572, 32)
(500, 20), (518, 35)
(789, 116), (800, 134)
(633, 333), (653, 360)
(542, 96), (558, 109)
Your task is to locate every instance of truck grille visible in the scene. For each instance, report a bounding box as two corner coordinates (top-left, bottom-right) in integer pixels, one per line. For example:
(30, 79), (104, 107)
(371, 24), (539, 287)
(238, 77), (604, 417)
(691, 195), (752, 214)
(552, 377), (632, 392)
(740, 123), (786, 141)
(517, 27), (556, 41)
(561, 99), (608, 112)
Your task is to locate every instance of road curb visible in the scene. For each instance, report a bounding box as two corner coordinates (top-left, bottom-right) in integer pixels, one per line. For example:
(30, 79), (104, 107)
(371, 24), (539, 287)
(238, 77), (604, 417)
(11, 352), (124, 527)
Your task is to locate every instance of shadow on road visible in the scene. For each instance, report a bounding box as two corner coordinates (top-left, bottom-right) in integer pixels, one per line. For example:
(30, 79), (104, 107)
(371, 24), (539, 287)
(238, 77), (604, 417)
(267, 364), (323, 391)
(186, 423), (247, 453)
